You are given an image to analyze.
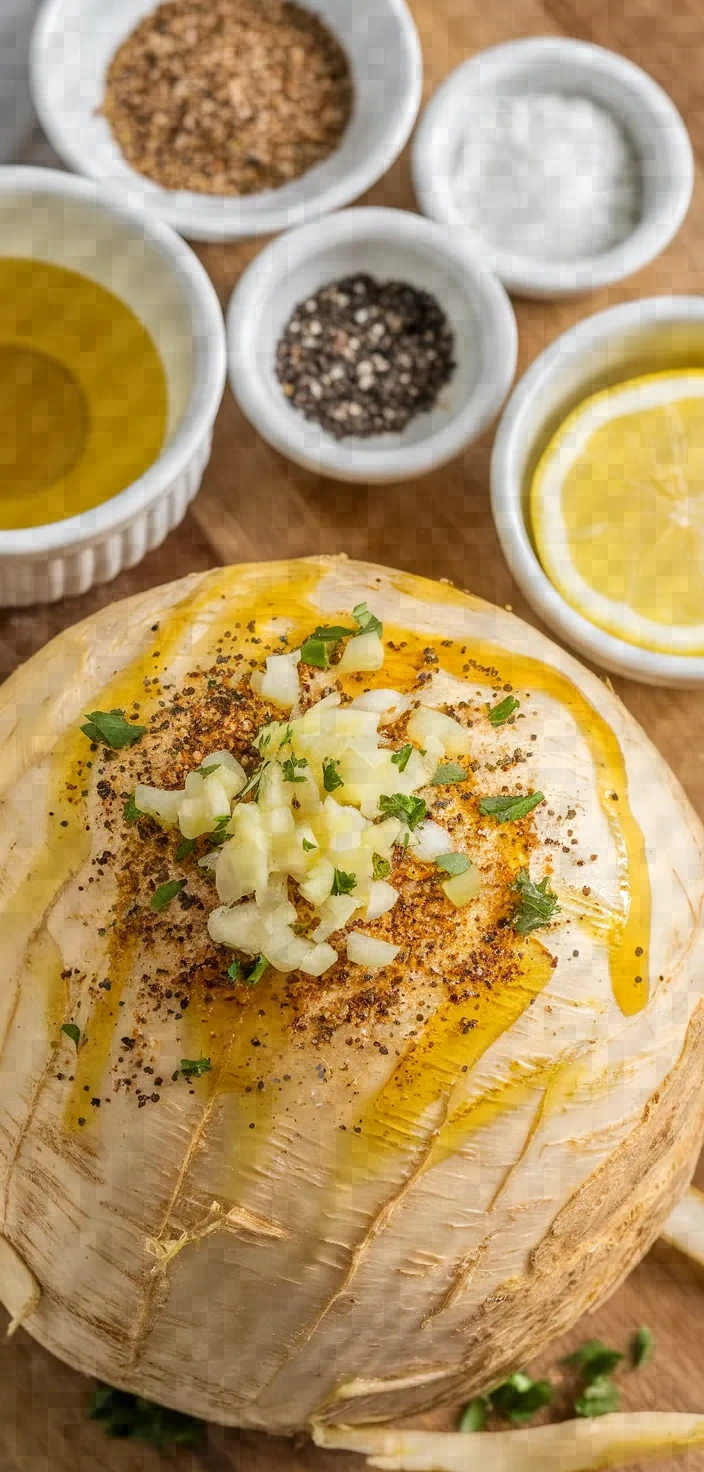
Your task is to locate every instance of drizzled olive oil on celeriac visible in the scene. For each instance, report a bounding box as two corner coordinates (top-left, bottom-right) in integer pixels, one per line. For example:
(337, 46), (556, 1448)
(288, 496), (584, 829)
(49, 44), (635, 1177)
(0, 258), (167, 529)
(0, 557), (702, 1438)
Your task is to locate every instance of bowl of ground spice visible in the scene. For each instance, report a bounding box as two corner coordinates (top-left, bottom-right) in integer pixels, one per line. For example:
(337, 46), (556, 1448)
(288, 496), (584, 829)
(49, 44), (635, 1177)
(31, 0), (422, 242)
(226, 207), (518, 482)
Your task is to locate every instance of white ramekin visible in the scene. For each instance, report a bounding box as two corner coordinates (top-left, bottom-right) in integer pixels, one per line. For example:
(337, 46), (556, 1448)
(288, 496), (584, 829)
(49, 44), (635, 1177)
(226, 207), (517, 484)
(30, 0), (422, 243)
(412, 37), (694, 300)
(491, 295), (704, 687)
(0, 167), (226, 607)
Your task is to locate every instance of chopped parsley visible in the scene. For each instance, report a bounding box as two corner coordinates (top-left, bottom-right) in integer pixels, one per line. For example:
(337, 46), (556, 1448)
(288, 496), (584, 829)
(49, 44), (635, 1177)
(479, 791), (544, 822)
(436, 853), (470, 876)
(378, 793), (427, 829)
(563, 1339), (623, 1380)
(487, 694), (520, 727)
(510, 869), (559, 934)
(80, 709), (147, 749)
(489, 1372), (553, 1426)
(282, 754), (308, 783)
(239, 763), (265, 799)
(123, 794), (141, 825)
(227, 959), (241, 982)
(431, 762), (467, 785)
(150, 879), (187, 912)
(353, 601), (383, 637)
(575, 1375), (620, 1418)
(175, 837), (196, 861)
(207, 816), (232, 848)
(331, 868), (357, 896)
(302, 837), (317, 852)
(372, 853), (391, 880)
(89, 1383), (204, 1450)
(245, 954), (268, 986)
(391, 744), (413, 772)
(61, 1022), (81, 1049)
(631, 1326), (654, 1369)
(180, 1057), (211, 1079)
(300, 624), (355, 669)
(459, 1398), (488, 1433)
(323, 757), (344, 793)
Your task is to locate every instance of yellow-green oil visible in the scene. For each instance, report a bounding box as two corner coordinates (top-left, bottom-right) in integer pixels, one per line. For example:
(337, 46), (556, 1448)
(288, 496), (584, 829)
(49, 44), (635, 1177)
(0, 258), (167, 529)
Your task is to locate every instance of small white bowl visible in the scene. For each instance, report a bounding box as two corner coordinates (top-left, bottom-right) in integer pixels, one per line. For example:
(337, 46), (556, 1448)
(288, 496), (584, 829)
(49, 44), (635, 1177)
(412, 37), (694, 300)
(226, 207), (517, 484)
(491, 295), (704, 687)
(0, 166), (226, 606)
(30, 0), (422, 244)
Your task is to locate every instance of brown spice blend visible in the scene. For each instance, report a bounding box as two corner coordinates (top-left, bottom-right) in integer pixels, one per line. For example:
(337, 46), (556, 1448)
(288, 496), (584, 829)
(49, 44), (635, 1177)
(101, 0), (353, 196)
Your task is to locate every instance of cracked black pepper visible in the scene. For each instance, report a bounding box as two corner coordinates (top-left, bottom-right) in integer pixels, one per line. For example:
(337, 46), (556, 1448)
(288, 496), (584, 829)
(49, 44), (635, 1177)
(275, 274), (456, 438)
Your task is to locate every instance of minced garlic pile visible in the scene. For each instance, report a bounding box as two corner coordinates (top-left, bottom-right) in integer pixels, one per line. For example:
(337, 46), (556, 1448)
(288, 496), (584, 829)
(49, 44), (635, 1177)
(132, 606), (480, 978)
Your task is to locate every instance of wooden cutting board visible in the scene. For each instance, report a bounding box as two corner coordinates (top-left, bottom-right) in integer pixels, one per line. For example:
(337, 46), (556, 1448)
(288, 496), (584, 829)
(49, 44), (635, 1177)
(4, 0), (704, 1465)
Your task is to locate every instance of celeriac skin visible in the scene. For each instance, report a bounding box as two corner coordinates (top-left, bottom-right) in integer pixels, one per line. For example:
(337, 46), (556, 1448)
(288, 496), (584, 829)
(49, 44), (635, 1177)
(0, 556), (702, 1432)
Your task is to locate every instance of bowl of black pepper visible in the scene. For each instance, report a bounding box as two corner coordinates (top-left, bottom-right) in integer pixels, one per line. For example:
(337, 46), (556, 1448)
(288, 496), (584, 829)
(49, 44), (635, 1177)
(226, 207), (518, 481)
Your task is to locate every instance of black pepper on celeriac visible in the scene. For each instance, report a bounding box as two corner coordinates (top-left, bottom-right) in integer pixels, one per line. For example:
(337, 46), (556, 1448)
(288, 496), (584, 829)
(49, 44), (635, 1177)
(275, 274), (456, 438)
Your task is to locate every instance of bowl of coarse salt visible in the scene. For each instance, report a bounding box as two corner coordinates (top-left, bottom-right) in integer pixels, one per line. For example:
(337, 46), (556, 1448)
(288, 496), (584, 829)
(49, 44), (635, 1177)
(226, 207), (518, 483)
(31, 0), (422, 243)
(412, 36), (694, 300)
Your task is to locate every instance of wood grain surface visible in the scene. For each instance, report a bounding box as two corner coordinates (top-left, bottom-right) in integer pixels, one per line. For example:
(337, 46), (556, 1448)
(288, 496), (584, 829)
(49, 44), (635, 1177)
(4, 0), (704, 1465)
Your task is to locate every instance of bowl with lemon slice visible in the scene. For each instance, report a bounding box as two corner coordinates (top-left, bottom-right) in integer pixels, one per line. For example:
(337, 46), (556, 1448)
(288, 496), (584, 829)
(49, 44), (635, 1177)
(491, 295), (704, 686)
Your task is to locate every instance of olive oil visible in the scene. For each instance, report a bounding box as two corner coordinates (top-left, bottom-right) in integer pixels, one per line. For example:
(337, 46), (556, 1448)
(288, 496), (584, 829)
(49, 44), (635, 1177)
(0, 258), (167, 530)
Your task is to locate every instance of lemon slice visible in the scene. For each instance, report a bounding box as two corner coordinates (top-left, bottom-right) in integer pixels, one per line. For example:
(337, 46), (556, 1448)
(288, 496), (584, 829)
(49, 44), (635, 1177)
(530, 370), (704, 655)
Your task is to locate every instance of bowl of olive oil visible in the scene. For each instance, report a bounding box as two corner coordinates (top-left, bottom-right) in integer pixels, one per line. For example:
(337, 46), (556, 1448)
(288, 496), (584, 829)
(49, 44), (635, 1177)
(0, 167), (226, 605)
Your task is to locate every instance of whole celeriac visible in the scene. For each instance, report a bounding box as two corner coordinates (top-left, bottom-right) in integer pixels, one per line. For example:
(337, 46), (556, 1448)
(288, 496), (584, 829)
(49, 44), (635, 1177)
(0, 556), (701, 1435)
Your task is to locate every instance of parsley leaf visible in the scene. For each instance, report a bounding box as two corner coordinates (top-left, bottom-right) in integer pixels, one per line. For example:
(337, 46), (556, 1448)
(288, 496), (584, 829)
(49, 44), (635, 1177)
(299, 626), (355, 669)
(488, 695), (520, 727)
(150, 879), (187, 912)
(436, 853), (470, 876)
(89, 1383), (204, 1450)
(391, 744), (413, 772)
(245, 954), (268, 986)
(81, 709), (147, 749)
(302, 837), (317, 852)
(313, 624), (357, 641)
(459, 1398), (489, 1433)
(378, 793), (427, 830)
(61, 1022), (81, 1048)
(175, 837), (196, 861)
(575, 1375), (620, 1418)
(180, 1056), (212, 1079)
(331, 868), (357, 896)
(123, 794), (141, 825)
(353, 602), (383, 637)
(323, 758), (344, 793)
(510, 869), (560, 934)
(239, 763), (265, 799)
(631, 1326), (654, 1369)
(563, 1339), (624, 1381)
(479, 792), (544, 822)
(282, 754), (308, 783)
(372, 853), (391, 880)
(431, 762), (467, 785)
(227, 959), (241, 982)
(300, 635), (331, 669)
(490, 1372), (553, 1426)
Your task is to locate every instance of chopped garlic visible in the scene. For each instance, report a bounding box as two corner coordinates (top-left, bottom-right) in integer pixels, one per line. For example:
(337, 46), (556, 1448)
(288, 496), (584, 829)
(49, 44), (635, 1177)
(250, 649), (301, 709)
(442, 863), (481, 908)
(347, 932), (401, 969)
(350, 688), (410, 724)
(139, 675), (482, 979)
(337, 630), (384, 673)
(407, 706), (473, 758)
